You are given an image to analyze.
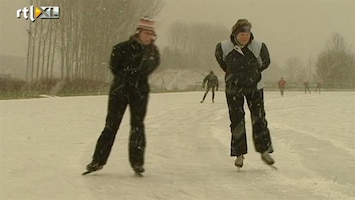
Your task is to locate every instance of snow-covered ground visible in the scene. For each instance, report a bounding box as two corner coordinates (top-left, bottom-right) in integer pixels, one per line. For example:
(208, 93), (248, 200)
(1, 91), (354, 200)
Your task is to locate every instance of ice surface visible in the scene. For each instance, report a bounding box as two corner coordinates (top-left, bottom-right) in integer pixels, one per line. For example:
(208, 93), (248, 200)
(1, 91), (354, 200)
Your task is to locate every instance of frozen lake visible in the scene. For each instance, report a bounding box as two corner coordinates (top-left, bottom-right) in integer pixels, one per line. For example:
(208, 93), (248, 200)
(1, 91), (354, 200)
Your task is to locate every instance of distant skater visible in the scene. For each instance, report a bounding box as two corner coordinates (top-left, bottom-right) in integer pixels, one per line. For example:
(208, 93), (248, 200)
(278, 77), (286, 96)
(314, 79), (322, 93)
(304, 80), (311, 94)
(200, 71), (219, 103)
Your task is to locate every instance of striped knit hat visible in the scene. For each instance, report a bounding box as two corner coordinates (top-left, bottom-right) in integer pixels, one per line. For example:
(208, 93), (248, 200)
(137, 17), (155, 32)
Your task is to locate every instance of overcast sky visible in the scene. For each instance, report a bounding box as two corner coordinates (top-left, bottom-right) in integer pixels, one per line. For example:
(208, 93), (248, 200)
(154, 0), (355, 65)
(1, 0), (354, 66)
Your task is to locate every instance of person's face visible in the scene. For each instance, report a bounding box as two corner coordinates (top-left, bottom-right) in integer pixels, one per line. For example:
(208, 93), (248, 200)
(138, 30), (155, 45)
(236, 32), (251, 46)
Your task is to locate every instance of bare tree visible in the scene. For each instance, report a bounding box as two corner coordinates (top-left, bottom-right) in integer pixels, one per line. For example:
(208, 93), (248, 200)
(285, 57), (305, 83)
(163, 21), (229, 70)
(316, 32), (355, 87)
(263, 62), (285, 82)
(26, 0), (164, 82)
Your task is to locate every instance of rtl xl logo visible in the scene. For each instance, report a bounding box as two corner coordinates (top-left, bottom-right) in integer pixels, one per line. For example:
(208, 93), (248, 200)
(16, 6), (60, 22)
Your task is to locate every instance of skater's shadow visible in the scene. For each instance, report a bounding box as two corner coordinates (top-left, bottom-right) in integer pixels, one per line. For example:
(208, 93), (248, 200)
(224, 167), (276, 177)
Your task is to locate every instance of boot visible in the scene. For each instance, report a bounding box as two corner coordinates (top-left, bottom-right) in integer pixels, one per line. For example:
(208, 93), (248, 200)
(261, 152), (275, 165)
(86, 161), (104, 172)
(234, 155), (244, 168)
(132, 165), (145, 173)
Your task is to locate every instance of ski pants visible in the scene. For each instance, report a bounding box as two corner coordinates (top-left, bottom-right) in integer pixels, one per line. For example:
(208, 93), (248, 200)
(279, 87), (285, 96)
(202, 85), (216, 101)
(92, 85), (148, 168)
(225, 89), (273, 156)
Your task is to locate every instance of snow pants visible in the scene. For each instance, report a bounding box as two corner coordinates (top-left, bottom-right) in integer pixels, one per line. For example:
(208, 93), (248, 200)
(91, 85), (148, 168)
(225, 89), (273, 156)
(202, 85), (216, 101)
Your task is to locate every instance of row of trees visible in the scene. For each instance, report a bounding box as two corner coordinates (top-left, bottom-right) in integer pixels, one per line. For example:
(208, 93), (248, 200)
(264, 33), (355, 87)
(26, 0), (163, 82)
(25, 0), (354, 88)
(161, 21), (355, 88)
(315, 33), (355, 86)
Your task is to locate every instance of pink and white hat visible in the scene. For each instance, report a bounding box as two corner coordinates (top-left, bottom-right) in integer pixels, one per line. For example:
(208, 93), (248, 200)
(137, 17), (155, 32)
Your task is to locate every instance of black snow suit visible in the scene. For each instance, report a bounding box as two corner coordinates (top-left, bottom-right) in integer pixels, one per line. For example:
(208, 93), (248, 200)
(201, 73), (219, 102)
(215, 34), (273, 156)
(91, 36), (160, 168)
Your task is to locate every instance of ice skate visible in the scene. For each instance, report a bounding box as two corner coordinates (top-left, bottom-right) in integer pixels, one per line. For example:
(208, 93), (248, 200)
(82, 162), (104, 175)
(261, 152), (275, 165)
(133, 165), (145, 177)
(234, 155), (244, 168)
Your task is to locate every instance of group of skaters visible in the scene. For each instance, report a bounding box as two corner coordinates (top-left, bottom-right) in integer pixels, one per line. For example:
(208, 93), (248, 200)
(277, 77), (323, 96)
(304, 80), (323, 94)
(84, 18), (276, 176)
(201, 75), (324, 100)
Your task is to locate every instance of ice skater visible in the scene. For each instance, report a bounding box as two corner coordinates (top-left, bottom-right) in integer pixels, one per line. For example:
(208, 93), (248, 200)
(200, 71), (219, 103)
(215, 19), (275, 168)
(314, 79), (322, 93)
(278, 77), (286, 96)
(84, 17), (160, 176)
(304, 80), (311, 94)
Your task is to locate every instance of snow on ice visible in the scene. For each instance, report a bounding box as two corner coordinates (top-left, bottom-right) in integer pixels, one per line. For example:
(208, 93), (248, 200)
(1, 91), (354, 200)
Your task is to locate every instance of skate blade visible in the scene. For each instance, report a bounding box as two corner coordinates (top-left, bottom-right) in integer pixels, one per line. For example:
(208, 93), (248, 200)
(268, 165), (278, 170)
(134, 172), (144, 177)
(82, 171), (94, 175)
(82, 168), (102, 175)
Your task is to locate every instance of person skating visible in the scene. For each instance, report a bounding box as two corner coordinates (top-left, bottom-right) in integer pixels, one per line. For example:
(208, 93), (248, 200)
(84, 17), (160, 175)
(314, 79), (323, 93)
(215, 19), (274, 168)
(304, 80), (311, 94)
(200, 71), (219, 103)
(278, 77), (286, 96)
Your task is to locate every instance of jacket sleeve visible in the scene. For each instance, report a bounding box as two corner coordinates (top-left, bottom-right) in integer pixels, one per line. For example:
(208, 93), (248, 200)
(215, 43), (227, 72)
(108, 45), (123, 76)
(139, 45), (160, 76)
(259, 43), (270, 72)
